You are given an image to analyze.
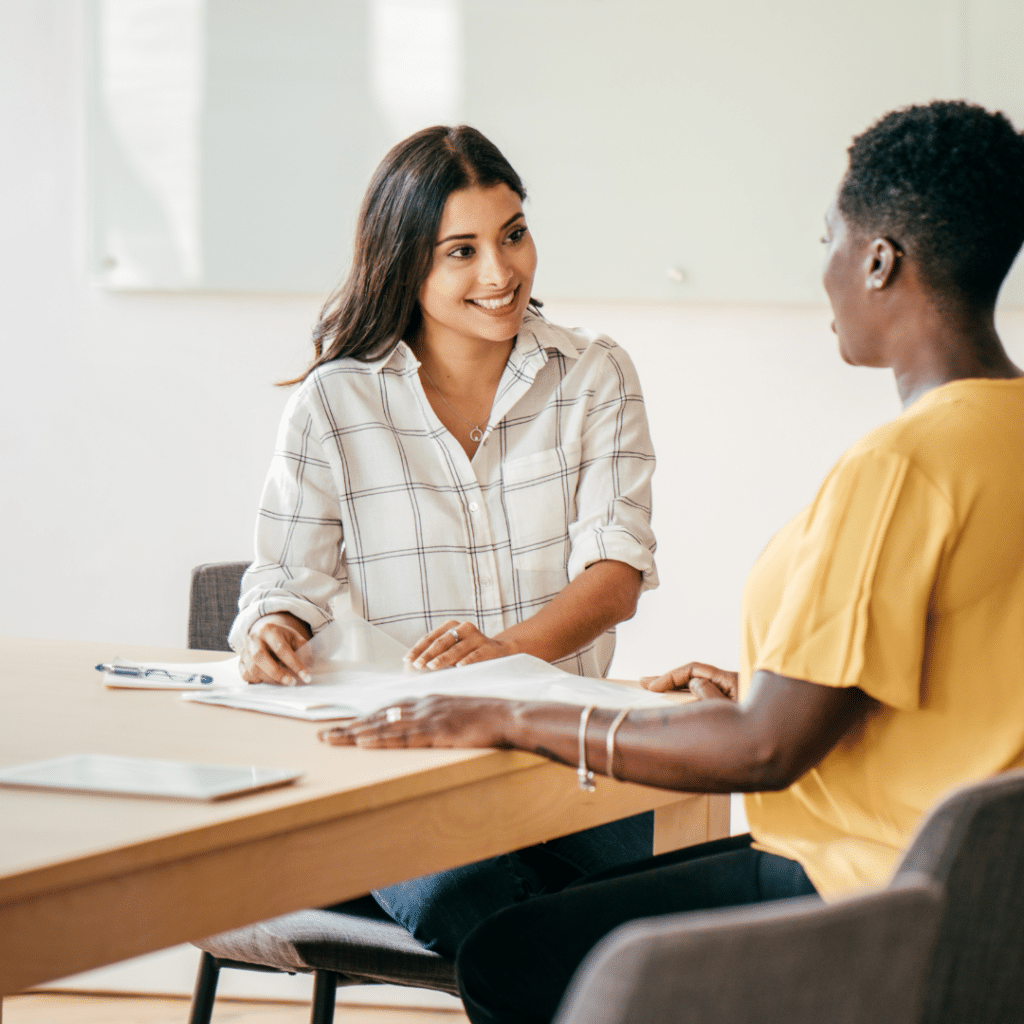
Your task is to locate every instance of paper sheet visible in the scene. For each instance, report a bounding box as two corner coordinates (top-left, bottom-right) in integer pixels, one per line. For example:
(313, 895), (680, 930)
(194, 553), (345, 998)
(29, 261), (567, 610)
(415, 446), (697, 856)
(106, 610), (671, 720)
(182, 651), (672, 722)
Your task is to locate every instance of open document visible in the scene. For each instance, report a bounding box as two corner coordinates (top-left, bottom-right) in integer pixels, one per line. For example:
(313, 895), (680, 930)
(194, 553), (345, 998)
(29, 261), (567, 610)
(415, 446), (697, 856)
(175, 611), (673, 721)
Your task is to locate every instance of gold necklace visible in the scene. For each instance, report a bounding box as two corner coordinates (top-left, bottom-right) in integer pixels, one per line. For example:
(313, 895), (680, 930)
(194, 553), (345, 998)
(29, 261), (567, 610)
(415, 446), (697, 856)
(419, 366), (488, 443)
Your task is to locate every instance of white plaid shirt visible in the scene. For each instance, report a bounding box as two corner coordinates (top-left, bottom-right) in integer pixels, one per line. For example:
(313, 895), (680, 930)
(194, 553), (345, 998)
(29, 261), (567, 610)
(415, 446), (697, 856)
(229, 313), (658, 677)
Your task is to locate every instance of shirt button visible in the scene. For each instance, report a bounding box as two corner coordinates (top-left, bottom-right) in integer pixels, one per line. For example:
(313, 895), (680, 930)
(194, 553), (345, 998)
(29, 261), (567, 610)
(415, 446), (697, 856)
(481, 576), (492, 586)
(469, 502), (479, 512)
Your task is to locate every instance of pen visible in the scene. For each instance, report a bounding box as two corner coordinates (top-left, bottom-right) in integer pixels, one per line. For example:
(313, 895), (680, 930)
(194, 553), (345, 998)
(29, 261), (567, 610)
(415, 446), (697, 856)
(95, 664), (215, 685)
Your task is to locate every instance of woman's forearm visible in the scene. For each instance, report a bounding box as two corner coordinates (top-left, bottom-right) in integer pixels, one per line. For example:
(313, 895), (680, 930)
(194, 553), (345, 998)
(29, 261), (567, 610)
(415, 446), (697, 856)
(495, 559), (643, 663)
(323, 671), (869, 796)
(505, 700), (775, 793)
(503, 671), (870, 793)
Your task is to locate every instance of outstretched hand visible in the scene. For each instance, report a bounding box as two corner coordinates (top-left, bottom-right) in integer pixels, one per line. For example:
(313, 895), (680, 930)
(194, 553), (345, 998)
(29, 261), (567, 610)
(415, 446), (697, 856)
(642, 661), (739, 702)
(318, 694), (517, 749)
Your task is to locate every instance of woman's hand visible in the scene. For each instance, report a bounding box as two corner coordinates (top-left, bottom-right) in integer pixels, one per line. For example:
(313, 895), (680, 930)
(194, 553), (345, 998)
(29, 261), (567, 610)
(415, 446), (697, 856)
(319, 694), (517, 749)
(405, 620), (520, 671)
(642, 662), (739, 702)
(239, 613), (313, 686)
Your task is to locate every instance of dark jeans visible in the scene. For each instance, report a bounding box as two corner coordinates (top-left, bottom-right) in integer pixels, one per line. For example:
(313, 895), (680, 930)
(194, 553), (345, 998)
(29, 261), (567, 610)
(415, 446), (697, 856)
(455, 833), (819, 1024)
(372, 811), (654, 959)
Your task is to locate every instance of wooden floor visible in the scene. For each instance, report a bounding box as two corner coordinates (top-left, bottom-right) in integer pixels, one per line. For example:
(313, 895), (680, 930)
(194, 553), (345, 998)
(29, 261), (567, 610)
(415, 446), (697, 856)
(1, 992), (470, 1024)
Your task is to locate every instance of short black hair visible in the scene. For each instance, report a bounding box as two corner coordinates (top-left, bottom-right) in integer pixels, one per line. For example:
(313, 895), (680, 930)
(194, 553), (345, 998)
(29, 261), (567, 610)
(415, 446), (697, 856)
(838, 100), (1024, 307)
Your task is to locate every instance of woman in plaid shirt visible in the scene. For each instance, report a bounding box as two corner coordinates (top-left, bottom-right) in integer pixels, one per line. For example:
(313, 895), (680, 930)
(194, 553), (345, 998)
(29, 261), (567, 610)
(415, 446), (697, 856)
(230, 125), (659, 956)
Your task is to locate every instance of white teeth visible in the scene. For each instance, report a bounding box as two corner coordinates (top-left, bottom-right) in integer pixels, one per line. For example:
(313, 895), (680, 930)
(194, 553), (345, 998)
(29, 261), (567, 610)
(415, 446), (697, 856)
(471, 291), (515, 310)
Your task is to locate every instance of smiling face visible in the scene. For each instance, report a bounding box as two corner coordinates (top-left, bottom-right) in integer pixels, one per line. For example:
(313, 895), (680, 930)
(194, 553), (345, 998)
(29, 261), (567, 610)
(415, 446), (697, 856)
(416, 183), (537, 351)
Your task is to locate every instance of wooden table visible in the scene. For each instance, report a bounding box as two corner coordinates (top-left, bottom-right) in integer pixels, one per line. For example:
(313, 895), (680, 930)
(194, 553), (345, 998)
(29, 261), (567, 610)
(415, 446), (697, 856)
(0, 637), (728, 996)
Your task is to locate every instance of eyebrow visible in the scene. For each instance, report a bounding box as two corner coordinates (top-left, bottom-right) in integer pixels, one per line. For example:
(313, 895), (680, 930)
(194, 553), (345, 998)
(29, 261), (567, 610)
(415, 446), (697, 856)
(436, 212), (525, 246)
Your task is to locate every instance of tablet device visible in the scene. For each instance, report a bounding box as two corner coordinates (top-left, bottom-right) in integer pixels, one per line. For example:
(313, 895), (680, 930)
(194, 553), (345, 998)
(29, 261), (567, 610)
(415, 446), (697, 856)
(0, 753), (302, 801)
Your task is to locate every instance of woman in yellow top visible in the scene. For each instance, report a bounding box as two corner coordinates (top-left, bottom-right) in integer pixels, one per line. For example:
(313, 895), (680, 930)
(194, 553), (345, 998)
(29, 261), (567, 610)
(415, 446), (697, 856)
(321, 99), (1024, 1024)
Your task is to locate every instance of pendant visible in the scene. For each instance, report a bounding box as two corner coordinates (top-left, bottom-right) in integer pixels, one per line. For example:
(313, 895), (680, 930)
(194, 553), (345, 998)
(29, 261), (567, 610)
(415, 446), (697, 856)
(469, 427), (484, 443)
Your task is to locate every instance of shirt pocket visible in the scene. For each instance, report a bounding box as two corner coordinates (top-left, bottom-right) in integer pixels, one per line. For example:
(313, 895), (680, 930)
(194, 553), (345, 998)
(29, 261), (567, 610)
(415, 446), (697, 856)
(501, 441), (581, 572)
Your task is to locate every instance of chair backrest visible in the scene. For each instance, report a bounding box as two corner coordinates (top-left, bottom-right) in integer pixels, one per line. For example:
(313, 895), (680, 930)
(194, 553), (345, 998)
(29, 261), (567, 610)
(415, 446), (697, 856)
(553, 876), (943, 1024)
(892, 768), (1024, 1024)
(187, 562), (250, 651)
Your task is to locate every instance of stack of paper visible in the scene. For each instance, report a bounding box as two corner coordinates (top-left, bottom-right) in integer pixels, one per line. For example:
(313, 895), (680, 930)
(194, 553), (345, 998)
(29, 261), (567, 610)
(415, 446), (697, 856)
(181, 653), (672, 721)
(102, 610), (672, 722)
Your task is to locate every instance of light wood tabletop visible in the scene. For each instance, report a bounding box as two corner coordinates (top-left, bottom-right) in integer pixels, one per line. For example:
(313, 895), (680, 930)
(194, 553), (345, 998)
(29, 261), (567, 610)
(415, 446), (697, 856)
(0, 636), (727, 996)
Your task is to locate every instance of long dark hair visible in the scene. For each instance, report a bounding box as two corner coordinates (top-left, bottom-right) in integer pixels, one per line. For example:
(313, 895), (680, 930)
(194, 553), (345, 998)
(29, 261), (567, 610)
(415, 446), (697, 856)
(288, 125), (540, 383)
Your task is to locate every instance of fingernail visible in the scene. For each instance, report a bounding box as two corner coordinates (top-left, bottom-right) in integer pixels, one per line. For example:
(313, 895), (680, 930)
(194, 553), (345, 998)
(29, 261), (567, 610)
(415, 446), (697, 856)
(402, 653), (412, 663)
(300, 671), (312, 683)
(286, 676), (297, 687)
(414, 658), (426, 669)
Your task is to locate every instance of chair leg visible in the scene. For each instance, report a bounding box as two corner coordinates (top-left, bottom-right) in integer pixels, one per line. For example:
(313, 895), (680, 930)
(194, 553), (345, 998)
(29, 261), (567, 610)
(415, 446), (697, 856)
(310, 970), (337, 1024)
(188, 951), (221, 1024)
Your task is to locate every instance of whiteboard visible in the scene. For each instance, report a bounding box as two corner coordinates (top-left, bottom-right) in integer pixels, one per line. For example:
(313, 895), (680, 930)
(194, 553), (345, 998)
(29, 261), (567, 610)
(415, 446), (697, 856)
(85, 0), (1024, 305)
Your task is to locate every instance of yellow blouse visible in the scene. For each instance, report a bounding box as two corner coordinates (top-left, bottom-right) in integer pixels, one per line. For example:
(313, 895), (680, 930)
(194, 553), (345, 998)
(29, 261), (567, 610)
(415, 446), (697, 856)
(742, 377), (1024, 898)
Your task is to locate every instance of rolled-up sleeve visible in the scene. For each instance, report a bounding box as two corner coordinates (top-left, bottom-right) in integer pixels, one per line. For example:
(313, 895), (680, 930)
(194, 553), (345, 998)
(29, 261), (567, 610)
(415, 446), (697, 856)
(566, 341), (659, 591)
(228, 390), (348, 650)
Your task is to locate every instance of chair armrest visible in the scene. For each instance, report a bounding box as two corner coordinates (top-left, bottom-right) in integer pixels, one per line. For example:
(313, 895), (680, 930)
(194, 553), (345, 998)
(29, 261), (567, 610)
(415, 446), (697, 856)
(554, 875), (942, 1024)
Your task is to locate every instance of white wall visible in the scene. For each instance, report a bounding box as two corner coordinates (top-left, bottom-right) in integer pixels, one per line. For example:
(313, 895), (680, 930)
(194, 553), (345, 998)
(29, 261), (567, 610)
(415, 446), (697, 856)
(5, 0), (1024, 1004)
(4, 1), (1024, 671)
(2, 2), (311, 648)
(7, 2), (1019, 667)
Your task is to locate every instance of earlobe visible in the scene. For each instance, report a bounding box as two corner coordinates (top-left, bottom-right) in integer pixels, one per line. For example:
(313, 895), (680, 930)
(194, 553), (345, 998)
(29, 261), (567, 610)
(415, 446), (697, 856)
(865, 237), (899, 291)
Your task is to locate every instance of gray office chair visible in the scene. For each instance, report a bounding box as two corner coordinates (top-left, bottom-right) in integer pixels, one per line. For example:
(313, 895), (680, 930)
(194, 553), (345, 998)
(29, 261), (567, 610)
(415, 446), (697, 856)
(185, 562), (457, 1024)
(898, 767), (1024, 1024)
(555, 876), (942, 1024)
(555, 768), (1024, 1024)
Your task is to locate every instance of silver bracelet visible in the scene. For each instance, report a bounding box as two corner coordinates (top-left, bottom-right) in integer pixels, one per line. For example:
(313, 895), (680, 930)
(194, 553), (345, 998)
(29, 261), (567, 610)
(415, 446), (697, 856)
(605, 708), (631, 781)
(577, 704), (597, 791)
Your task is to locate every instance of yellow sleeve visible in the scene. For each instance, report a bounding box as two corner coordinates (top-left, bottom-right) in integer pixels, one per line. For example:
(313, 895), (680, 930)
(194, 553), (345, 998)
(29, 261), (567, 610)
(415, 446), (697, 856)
(755, 447), (954, 710)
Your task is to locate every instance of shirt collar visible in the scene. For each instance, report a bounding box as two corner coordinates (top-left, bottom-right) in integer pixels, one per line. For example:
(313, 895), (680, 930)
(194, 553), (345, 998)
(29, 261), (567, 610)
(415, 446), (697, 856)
(514, 311), (580, 363)
(369, 341), (418, 375)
